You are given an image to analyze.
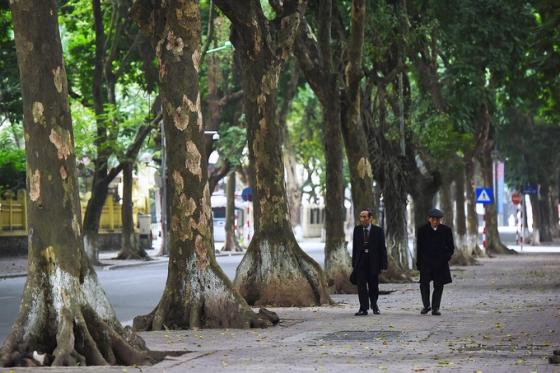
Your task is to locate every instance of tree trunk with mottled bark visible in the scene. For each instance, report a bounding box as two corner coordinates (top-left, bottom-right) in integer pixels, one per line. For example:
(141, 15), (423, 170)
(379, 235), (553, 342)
(538, 182), (553, 242)
(294, 0), (353, 293)
(2, 1), (150, 366)
(341, 0), (375, 223)
(479, 145), (514, 254)
(214, 0), (331, 306)
(465, 158), (483, 256)
(279, 61), (303, 228)
(223, 173), (242, 252)
(116, 162), (148, 259)
(450, 165), (477, 265)
(131, 0), (277, 330)
(322, 84), (353, 293)
(529, 193), (542, 244)
(550, 177), (560, 238)
(440, 178), (453, 230)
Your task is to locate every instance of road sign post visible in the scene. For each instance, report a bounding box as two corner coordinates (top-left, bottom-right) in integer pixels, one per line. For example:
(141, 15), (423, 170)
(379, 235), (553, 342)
(475, 187), (494, 205)
(476, 187), (493, 250)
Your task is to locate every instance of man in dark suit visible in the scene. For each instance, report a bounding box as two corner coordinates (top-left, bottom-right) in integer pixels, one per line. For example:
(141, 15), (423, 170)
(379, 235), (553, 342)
(352, 209), (388, 315)
(416, 208), (454, 316)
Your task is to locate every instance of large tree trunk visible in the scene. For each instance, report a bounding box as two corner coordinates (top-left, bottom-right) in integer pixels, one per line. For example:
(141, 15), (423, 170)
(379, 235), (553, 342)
(116, 162), (148, 259)
(131, 0), (277, 330)
(214, 0), (331, 306)
(341, 0), (375, 223)
(450, 164), (477, 265)
(83, 182), (109, 264)
(479, 145), (514, 254)
(2, 2), (150, 366)
(294, 0), (353, 293)
(380, 170), (411, 281)
(529, 193), (542, 244)
(280, 62), (303, 228)
(83, 0), (112, 265)
(440, 176), (454, 230)
(538, 182), (553, 242)
(550, 176), (560, 238)
(223, 173), (242, 252)
(322, 82), (353, 294)
(465, 157), (483, 256)
(411, 182), (437, 230)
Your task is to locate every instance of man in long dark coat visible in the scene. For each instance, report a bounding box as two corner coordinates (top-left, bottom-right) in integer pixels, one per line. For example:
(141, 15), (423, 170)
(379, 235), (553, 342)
(416, 208), (454, 316)
(352, 209), (388, 315)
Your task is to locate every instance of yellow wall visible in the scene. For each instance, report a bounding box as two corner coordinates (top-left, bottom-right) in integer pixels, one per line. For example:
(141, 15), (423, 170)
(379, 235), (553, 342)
(0, 190), (149, 235)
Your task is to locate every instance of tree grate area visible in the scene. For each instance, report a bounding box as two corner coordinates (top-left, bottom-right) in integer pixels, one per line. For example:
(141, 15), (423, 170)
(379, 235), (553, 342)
(320, 330), (403, 342)
(457, 344), (550, 352)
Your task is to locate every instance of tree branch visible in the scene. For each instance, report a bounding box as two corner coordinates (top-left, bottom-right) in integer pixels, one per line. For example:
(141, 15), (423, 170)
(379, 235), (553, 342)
(105, 109), (162, 183)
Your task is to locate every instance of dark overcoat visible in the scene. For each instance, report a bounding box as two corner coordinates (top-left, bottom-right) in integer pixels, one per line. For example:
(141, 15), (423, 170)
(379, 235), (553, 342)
(352, 224), (388, 275)
(416, 223), (454, 285)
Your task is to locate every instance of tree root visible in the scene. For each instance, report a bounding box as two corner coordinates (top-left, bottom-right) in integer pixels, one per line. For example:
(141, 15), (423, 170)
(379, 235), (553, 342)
(472, 244), (486, 257)
(379, 257), (413, 283)
(132, 263), (280, 331)
(235, 234), (332, 306)
(1, 305), (152, 367)
(327, 270), (358, 294)
(486, 241), (517, 255)
(114, 252), (151, 260)
(449, 251), (479, 266)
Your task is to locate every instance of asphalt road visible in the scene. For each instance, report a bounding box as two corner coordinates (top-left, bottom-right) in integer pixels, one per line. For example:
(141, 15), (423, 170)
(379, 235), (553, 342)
(0, 245), (327, 343)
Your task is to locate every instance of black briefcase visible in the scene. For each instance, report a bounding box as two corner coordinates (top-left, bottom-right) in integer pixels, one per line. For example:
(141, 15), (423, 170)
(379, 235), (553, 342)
(349, 270), (357, 285)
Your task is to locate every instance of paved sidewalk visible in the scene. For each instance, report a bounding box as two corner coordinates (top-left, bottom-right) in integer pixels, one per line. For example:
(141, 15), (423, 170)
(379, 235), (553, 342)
(2, 253), (559, 372)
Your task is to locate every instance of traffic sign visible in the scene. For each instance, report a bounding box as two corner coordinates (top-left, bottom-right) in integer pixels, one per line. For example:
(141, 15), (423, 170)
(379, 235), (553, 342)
(475, 187), (493, 204)
(511, 193), (522, 205)
(241, 187), (253, 202)
(522, 184), (538, 195)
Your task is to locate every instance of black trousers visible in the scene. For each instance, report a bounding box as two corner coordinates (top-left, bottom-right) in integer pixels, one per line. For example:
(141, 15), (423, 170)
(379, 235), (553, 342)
(357, 254), (379, 311)
(420, 282), (444, 310)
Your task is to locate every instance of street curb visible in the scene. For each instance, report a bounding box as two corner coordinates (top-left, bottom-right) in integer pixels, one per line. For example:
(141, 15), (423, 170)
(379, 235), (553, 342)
(0, 253), (246, 278)
(0, 272), (27, 279)
(215, 251), (246, 257)
(102, 258), (168, 271)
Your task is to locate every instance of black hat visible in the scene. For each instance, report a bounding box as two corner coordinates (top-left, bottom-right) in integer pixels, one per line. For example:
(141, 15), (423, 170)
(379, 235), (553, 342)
(428, 208), (443, 218)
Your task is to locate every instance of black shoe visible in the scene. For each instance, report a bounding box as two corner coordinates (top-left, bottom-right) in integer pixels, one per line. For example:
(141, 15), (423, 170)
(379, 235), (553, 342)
(420, 306), (431, 315)
(372, 305), (380, 315)
(432, 309), (441, 316)
(354, 310), (368, 316)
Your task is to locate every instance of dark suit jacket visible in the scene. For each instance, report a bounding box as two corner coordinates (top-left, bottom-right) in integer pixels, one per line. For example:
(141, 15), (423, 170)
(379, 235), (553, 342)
(352, 224), (388, 275)
(416, 223), (454, 285)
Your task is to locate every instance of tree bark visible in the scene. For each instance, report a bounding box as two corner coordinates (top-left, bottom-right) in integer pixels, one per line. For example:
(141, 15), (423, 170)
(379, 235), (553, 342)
(131, 0), (277, 330)
(529, 193), (542, 244)
(294, 0), (353, 293)
(223, 172), (242, 252)
(538, 182), (553, 242)
(550, 176), (560, 238)
(465, 157), (483, 256)
(440, 176), (453, 230)
(83, 0), (113, 265)
(450, 164), (477, 265)
(214, 0), (332, 306)
(322, 81), (353, 293)
(479, 142), (514, 254)
(341, 0), (375, 224)
(279, 61), (303, 228)
(116, 162), (149, 259)
(2, 1), (150, 366)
